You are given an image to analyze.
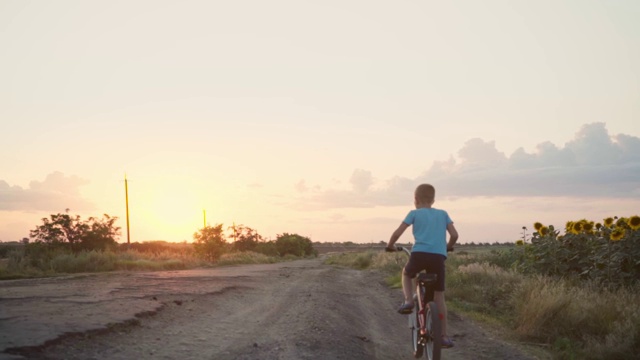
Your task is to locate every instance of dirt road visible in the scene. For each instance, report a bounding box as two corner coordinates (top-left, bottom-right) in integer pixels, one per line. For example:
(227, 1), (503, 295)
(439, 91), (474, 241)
(1, 257), (539, 359)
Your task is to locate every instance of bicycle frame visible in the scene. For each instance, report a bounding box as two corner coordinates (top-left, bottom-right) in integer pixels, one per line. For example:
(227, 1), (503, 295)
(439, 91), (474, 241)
(398, 246), (442, 360)
(416, 272), (438, 334)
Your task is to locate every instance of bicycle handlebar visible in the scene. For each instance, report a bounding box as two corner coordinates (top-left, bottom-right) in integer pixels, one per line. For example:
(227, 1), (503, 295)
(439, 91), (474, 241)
(384, 245), (412, 255)
(385, 245), (453, 255)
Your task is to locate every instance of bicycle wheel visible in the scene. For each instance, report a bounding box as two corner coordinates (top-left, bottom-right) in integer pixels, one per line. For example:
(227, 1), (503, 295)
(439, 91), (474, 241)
(424, 301), (442, 360)
(409, 302), (423, 358)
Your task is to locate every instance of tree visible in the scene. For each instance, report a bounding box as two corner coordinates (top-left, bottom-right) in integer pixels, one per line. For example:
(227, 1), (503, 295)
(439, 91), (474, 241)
(193, 224), (227, 262)
(29, 210), (120, 251)
(230, 224), (264, 252)
(79, 214), (120, 251)
(275, 233), (316, 257)
(30, 211), (86, 246)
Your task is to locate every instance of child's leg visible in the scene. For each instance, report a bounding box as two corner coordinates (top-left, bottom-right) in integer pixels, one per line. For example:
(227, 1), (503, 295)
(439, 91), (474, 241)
(402, 270), (414, 305)
(434, 290), (448, 335)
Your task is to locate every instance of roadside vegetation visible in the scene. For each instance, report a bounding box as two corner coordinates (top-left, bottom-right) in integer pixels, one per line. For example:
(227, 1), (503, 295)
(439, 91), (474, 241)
(0, 210), (317, 280)
(324, 215), (640, 360)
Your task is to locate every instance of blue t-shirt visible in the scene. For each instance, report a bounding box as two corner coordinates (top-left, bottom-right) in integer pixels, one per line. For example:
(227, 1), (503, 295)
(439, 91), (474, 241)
(403, 208), (452, 257)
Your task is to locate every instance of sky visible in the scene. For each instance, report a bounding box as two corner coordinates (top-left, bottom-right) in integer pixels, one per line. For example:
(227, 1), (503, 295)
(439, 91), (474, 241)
(1, 0), (639, 245)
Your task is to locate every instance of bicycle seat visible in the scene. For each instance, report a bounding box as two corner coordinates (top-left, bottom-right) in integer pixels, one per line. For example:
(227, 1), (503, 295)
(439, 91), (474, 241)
(417, 273), (437, 285)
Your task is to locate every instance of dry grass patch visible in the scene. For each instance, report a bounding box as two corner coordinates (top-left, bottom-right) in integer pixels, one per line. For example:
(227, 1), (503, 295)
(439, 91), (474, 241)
(215, 251), (279, 266)
(512, 277), (640, 359)
(324, 251), (406, 287)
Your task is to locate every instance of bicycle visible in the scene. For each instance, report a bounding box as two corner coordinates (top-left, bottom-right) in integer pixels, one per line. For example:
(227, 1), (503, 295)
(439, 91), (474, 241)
(390, 246), (443, 360)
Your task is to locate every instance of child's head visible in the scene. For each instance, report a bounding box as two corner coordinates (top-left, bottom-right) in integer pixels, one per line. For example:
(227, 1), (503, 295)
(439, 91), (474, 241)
(414, 184), (435, 207)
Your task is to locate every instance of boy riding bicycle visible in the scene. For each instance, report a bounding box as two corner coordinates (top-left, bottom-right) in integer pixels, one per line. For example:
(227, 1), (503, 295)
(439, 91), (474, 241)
(386, 183), (458, 348)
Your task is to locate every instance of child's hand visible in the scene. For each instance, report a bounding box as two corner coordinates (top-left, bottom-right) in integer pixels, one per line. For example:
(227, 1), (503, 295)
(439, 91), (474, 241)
(385, 246), (397, 252)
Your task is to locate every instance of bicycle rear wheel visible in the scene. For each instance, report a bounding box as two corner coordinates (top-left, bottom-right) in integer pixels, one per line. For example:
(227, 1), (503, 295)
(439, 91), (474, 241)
(409, 302), (423, 358)
(424, 301), (442, 360)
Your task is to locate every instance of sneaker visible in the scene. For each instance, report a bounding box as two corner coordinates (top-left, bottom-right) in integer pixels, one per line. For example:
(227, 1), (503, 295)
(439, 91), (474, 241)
(397, 302), (414, 314)
(441, 336), (454, 349)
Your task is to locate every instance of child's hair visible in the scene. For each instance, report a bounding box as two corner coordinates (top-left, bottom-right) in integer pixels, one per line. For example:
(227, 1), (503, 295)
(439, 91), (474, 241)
(415, 184), (435, 204)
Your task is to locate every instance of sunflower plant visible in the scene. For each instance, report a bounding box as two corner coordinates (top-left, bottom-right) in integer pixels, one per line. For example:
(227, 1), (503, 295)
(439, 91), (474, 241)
(500, 216), (640, 287)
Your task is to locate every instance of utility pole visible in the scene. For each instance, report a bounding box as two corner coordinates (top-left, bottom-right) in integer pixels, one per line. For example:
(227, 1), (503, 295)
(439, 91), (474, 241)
(203, 209), (206, 228)
(125, 174), (131, 247)
(233, 221), (237, 242)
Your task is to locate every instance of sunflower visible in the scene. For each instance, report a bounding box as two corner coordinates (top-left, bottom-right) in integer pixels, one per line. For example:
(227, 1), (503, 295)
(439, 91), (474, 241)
(628, 215), (640, 231)
(616, 217), (628, 228)
(604, 217), (614, 227)
(540, 226), (550, 236)
(595, 223), (602, 230)
(583, 221), (594, 232)
(566, 221), (574, 231)
(516, 240), (524, 246)
(610, 228), (625, 241)
(557, 235), (564, 241)
(572, 221), (583, 234)
(534, 222), (543, 231)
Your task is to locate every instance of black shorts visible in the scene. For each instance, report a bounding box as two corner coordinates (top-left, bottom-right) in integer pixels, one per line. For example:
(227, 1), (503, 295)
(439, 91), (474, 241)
(403, 252), (446, 291)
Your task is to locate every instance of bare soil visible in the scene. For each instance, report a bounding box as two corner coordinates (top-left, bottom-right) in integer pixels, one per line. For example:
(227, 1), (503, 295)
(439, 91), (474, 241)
(1, 257), (542, 360)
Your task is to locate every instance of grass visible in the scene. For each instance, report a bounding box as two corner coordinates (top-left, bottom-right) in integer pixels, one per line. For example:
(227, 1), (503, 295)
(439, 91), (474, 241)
(215, 251), (280, 266)
(0, 249), (193, 278)
(324, 246), (640, 359)
(511, 277), (640, 359)
(323, 250), (406, 287)
(0, 246), (287, 279)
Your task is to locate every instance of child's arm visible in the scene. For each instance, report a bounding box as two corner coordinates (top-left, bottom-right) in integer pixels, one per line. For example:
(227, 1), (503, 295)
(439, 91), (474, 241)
(386, 222), (409, 250)
(447, 223), (459, 251)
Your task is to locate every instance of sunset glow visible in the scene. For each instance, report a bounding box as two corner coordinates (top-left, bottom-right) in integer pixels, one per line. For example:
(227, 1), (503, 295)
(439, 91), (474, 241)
(1, 1), (639, 244)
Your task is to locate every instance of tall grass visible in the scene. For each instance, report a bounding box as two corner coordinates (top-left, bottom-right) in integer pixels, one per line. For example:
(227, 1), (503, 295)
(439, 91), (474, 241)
(49, 251), (120, 273)
(215, 251), (279, 266)
(446, 252), (640, 359)
(447, 261), (522, 318)
(0, 249), (194, 278)
(0, 246), (281, 279)
(512, 277), (640, 359)
(324, 250), (404, 270)
(324, 248), (640, 359)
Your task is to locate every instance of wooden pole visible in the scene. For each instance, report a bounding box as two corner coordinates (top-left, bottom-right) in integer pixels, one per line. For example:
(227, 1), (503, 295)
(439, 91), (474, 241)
(125, 174), (131, 246)
(233, 222), (237, 242)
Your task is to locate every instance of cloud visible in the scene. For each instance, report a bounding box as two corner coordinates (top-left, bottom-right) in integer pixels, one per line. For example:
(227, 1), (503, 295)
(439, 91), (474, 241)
(295, 179), (308, 193)
(298, 123), (640, 209)
(349, 169), (374, 193)
(0, 172), (94, 211)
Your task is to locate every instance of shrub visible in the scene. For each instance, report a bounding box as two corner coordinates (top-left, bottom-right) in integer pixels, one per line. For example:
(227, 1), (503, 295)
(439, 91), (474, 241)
(0, 242), (24, 257)
(275, 233), (317, 257)
(229, 225), (264, 252)
(193, 224), (228, 262)
(254, 241), (278, 257)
